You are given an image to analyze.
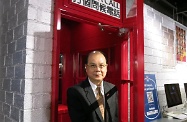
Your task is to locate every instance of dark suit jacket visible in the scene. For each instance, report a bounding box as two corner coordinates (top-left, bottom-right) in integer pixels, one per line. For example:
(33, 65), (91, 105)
(67, 78), (118, 122)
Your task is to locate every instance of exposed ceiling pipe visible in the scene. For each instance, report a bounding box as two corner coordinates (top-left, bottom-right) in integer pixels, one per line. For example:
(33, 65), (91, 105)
(161, 0), (177, 9)
(176, 10), (187, 15)
(161, 0), (187, 17)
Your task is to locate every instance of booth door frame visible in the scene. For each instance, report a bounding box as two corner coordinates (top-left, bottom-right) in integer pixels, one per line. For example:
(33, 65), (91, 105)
(52, 0), (144, 122)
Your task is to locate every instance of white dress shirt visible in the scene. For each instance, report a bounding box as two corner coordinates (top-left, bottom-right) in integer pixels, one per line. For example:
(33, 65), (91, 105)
(88, 78), (104, 98)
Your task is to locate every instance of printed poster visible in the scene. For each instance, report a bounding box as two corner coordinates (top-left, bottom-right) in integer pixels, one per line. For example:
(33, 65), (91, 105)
(176, 26), (186, 62)
(144, 74), (161, 122)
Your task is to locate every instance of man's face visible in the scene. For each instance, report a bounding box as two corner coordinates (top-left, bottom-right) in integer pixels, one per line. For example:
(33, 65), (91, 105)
(85, 53), (107, 85)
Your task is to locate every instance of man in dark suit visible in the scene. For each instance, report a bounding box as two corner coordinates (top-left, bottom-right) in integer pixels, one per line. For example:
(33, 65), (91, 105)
(67, 51), (118, 122)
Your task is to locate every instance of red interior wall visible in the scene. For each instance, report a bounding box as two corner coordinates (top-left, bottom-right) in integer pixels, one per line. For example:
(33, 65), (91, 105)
(58, 18), (128, 122)
(61, 19), (124, 52)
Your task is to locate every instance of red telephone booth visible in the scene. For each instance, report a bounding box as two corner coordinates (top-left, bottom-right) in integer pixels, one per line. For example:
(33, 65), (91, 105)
(52, 0), (144, 122)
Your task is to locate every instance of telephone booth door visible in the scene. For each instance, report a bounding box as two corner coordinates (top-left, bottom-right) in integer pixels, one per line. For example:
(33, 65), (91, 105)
(56, 18), (127, 122)
(52, 0), (144, 121)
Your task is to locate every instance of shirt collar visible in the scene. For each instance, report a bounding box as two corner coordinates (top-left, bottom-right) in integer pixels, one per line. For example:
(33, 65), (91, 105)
(88, 78), (104, 95)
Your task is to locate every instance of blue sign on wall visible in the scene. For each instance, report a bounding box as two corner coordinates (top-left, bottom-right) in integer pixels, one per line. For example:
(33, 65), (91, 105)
(144, 74), (161, 122)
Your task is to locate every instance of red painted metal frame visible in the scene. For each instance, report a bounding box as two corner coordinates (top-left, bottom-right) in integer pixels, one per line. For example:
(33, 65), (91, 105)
(129, 0), (144, 121)
(51, 0), (61, 121)
(130, 30), (135, 122)
(120, 40), (129, 122)
(52, 0), (144, 121)
(133, 0), (144, 121)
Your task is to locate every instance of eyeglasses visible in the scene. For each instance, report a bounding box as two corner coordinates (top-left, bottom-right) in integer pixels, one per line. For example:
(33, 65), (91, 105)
(86, 64), (107, 69)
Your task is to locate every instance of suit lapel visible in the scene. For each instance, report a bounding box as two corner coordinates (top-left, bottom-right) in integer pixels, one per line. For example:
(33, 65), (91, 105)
(104, 82), (112, 105)
(83, 80), (95, 105)
(104, 82), (113, 122)
(83, 79), (104, 122)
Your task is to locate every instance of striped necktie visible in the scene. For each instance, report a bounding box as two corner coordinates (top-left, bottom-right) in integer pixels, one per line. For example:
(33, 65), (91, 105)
(96, 85), (104, 120)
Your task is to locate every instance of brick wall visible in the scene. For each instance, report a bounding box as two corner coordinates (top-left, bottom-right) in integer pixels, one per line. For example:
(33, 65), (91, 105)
(0, 0), (54, 121)
(23, 0), (53, 121)
(144, 4), (187, 113)
(0, 0), (28, 121)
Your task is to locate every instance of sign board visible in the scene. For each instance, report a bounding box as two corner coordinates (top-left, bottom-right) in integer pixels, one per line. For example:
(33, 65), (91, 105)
(60, 0), (124, 27)
(72, 0), (120, 19)
(144, 74), (161, 122)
